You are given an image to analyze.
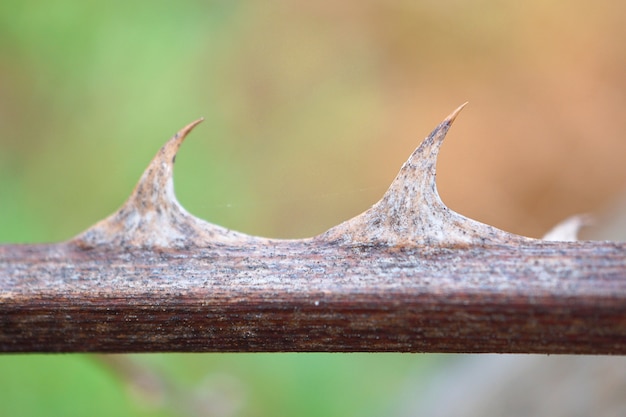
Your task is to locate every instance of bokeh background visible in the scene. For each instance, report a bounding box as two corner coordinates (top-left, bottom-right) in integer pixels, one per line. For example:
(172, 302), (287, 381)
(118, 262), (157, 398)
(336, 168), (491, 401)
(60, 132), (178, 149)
(1, 1), (625, 416)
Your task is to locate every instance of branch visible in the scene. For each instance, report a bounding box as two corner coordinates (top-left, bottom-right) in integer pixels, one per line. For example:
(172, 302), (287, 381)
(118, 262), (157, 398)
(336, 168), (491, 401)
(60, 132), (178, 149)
(2, 104), (625, 354)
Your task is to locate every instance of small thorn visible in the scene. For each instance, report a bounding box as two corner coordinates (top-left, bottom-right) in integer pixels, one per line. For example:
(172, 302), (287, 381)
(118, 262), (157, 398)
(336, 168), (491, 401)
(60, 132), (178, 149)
(543, 214), (593, 242)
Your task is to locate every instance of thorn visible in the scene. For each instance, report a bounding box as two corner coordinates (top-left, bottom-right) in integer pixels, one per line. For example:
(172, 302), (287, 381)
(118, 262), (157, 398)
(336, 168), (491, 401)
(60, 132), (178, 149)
(73, 119), (255, 248)
(320, 104), (530, 247)
(543, 214), (593, 242)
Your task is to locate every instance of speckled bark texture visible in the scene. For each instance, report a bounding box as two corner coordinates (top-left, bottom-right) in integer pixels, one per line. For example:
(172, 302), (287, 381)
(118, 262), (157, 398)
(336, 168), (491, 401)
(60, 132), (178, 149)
(1, 106), (625, 353)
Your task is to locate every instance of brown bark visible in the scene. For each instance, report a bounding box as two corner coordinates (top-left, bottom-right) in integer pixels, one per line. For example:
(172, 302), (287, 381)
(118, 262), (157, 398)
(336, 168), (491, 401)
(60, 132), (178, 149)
(2, 239), (625, 353)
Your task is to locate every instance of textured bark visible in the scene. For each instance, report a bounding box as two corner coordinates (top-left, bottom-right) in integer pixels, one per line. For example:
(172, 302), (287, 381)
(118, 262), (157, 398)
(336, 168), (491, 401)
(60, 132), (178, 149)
(1, 105), (625, 353)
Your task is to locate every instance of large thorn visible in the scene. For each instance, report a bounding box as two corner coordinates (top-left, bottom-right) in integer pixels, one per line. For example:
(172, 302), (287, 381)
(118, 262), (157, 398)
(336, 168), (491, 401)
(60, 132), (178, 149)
(320, 104), (531, 246)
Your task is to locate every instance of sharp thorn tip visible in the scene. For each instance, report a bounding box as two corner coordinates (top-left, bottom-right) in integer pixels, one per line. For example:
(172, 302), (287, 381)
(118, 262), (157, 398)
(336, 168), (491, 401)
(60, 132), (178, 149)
(445, 102), (468, 124)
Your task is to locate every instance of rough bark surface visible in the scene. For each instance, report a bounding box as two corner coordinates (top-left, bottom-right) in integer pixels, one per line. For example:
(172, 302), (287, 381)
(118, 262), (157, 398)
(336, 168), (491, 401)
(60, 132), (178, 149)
(1, 105), (625, 353)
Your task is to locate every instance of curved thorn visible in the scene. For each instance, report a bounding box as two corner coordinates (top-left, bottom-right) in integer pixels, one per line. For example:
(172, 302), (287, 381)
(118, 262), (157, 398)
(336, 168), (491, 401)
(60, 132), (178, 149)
(128, 118), (204, 212)
(125, 118), (204, 213)
(73, 119), (257, 249)
(320, 104), (531, 246)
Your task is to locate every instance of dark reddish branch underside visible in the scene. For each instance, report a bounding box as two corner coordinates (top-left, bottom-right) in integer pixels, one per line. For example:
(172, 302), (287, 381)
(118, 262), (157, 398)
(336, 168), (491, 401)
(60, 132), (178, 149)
(2, 240), (625, 353)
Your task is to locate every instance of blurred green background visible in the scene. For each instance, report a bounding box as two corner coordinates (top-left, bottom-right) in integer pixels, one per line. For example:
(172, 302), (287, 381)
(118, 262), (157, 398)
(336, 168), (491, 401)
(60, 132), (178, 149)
(1, 1), (625, 416)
